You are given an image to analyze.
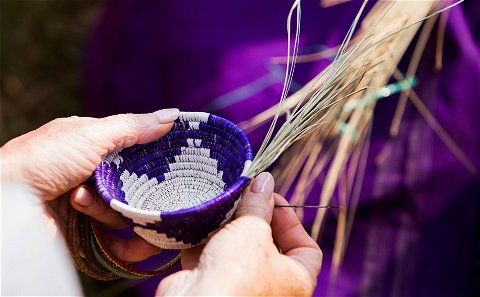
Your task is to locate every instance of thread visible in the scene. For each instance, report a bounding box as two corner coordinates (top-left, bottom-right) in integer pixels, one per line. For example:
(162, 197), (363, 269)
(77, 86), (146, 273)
(274, 205), (342, 209)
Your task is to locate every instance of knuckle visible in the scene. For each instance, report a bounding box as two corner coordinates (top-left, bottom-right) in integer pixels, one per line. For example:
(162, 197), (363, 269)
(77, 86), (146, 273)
(242, 192), (270, 209)
(118, 113), (139, 130)
(51, 116), (80, 125)
(46, 117), (68, 129)
(240, 199), (263, 214)
(46, 116), (89, 137)
(116, 113), (142, 146)
(66, 115), (80, 121)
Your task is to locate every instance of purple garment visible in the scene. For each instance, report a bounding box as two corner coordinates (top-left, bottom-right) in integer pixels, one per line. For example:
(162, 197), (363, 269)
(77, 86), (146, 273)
(84, 0), (480, 296)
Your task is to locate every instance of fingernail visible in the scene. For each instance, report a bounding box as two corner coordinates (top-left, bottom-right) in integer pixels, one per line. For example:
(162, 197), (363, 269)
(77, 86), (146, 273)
(154, 108), (180, 124)
(251, 172), (274, 195)
(74, 187), (94, 207)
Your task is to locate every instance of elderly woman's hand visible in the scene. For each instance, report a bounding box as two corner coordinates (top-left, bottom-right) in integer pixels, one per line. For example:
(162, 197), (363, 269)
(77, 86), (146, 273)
(1, 108), (179, 261)
(157, 172), (323, 296)
(1, 110), (322, 294)
(1, 109), (179, 200)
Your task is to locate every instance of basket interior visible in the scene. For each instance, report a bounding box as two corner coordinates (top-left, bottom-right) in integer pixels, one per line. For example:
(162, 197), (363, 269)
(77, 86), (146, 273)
(98, 113), (251, 212)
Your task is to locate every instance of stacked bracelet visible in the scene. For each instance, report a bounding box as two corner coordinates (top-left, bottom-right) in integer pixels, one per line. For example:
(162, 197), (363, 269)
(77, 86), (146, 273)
(66, 205), (119, 281)
(89, 219), (180, 279)
(67, 205), (180, 281)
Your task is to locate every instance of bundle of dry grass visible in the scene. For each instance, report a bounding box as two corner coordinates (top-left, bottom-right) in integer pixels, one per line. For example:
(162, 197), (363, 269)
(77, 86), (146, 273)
(240, 0), (475, 290)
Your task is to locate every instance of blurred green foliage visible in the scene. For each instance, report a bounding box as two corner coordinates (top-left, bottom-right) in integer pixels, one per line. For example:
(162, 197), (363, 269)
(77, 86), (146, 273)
(0, 0), (101, 144)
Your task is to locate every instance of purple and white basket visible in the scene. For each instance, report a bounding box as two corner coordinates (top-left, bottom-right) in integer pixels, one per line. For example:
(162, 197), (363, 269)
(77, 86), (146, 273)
(94, 112), (253, 249)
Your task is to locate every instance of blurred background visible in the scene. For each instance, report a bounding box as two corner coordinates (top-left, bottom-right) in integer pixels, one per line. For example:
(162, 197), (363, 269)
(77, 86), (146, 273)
(1, 2), (135, 294)
(1, 0), (100, 145)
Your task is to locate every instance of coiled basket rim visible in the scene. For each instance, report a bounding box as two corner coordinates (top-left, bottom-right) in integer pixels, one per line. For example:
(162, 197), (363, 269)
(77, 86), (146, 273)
(93, 111), (253, 219)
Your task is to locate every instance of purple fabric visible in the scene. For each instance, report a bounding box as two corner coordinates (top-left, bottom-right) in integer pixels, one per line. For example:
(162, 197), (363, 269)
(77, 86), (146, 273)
(84, 0), (480, 296)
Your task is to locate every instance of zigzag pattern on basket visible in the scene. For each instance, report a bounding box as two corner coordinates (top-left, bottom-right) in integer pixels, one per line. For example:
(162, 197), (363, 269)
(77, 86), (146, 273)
(95, 112), (253, 249)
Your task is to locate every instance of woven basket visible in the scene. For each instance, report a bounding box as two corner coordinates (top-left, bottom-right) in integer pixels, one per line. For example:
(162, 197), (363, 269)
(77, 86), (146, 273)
(94, 112), (253, 249)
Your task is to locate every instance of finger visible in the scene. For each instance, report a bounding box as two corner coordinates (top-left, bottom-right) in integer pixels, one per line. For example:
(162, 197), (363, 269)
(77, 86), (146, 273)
(97, 108), (180, 150)
(105, 235), (161, 262)
(70, 186), (127, 229)
(271, 193), (322, 280)
(234, 172), (275, 223)
(180, 244), (205, 270)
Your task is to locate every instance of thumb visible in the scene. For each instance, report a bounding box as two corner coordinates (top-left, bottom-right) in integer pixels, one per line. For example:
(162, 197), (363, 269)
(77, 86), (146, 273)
(96, 108), (180, 150)
(234, 172), (275, 224)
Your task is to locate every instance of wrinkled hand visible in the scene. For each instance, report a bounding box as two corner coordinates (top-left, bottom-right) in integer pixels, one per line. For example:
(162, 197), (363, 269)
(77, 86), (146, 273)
(1, 108), (180, 261)
(1, 109), (179, 200)
(157, 172), (322, 296)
